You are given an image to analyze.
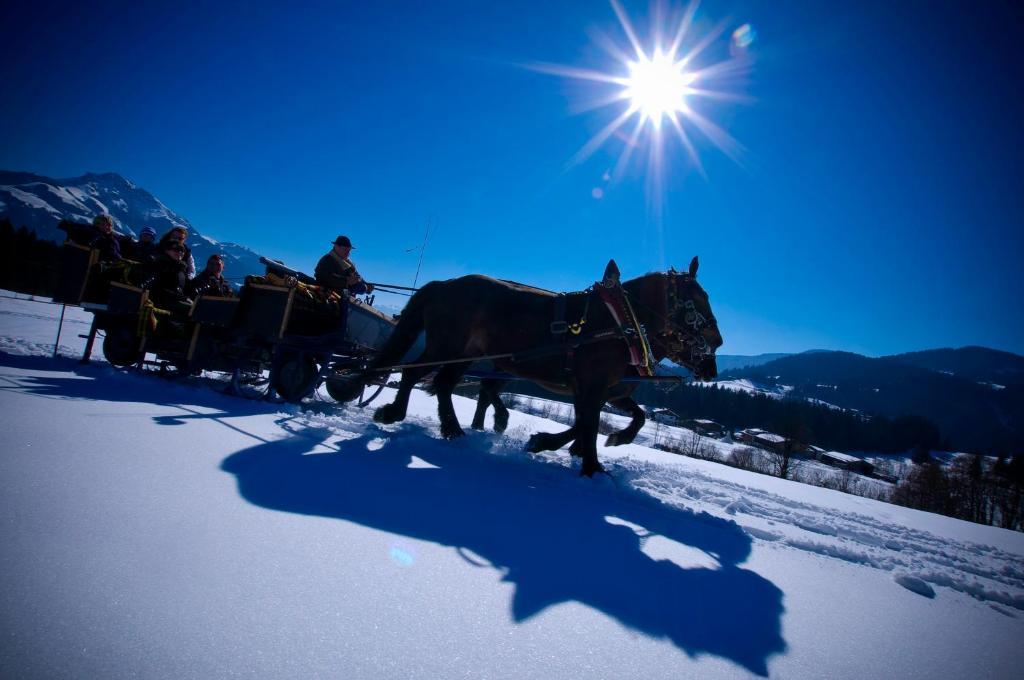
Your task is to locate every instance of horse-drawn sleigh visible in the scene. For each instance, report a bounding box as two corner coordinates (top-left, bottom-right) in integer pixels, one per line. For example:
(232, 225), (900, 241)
(54, 226), (721, 476)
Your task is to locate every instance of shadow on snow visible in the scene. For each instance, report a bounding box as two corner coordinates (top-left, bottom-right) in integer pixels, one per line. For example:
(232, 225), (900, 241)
(1, 351), (787, 675)
(222, 425), (787, 676)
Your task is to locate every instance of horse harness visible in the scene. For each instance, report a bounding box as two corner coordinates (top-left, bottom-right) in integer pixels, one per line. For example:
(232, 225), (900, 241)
(546, 268), (715, 377)
(548, 279), (655, 377)
(660, 268), (716, 368)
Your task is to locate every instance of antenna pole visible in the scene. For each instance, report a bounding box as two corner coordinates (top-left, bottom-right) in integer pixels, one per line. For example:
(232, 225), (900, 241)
(412, 215), (432, 289)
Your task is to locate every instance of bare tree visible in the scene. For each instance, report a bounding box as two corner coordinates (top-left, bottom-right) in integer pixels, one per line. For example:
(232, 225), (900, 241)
(680, 430), (719, 461)
(761, 442), (803, 480)
(728, 446), (759, 471)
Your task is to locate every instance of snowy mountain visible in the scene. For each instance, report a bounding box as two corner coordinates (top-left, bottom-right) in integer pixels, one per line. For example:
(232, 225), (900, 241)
(0, 170), (267, 279)
(714, 353), (792, 372)
(1, 293), (1022, 679)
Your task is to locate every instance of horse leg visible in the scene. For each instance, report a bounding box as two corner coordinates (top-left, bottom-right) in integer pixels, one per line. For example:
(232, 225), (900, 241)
(374, 363), (434, 424)
(526, 426), (577, 453)
(490, 386), (510, 433)
(474, 378), (510, 433)
(471, 378), (500, 431)
(573, 386), (609, 477)
(605, 395), (645, 447)
(432, 363), (469, 439)
(470, 390), (489, 430)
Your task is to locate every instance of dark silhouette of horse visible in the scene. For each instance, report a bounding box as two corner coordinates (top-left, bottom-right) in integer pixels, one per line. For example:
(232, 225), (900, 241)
(336, 257), (722, 476)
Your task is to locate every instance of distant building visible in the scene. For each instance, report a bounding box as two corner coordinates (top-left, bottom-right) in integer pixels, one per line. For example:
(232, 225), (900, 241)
(649, 408), (680, 425)
(815, 450), (875, 475)
(735, 428), (809, 455)
(681, 418), (726, 438)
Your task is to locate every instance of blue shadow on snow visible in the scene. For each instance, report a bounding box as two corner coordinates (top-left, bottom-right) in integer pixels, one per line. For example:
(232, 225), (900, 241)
(0, 351), (787, 674)
(221, 425), (787, 676)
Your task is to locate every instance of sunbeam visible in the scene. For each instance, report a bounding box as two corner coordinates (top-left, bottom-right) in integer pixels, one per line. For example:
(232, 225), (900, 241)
(530, 0), (751, 201)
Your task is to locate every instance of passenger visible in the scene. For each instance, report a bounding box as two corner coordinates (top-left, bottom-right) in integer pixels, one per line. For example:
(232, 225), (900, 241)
(159, 226), (196, 278)
(186, 254), (234, 298)
(140, 240), (192, 313)
(314, 235), (373, 296)
(89, 214), (122, 261)
(136, 226), (159, 262)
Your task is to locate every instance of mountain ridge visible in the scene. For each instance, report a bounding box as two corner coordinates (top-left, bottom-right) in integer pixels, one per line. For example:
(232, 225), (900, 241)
(718, 347), (1024, 453)
(0, 170), (267, 279)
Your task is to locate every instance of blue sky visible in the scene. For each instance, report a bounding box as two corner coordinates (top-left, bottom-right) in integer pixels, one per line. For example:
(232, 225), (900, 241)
(2, 0), (1022, 356)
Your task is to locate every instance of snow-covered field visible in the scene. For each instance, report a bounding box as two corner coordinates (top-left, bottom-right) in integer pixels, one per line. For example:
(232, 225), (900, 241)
(1, 293), (1022, 679)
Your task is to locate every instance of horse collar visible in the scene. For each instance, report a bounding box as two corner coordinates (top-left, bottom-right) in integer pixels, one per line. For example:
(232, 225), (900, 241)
(594, 282), (655, 377)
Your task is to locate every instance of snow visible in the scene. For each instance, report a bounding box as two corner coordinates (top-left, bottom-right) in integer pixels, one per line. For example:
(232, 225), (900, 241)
(806, 397), (845, 411)
(713, 379), (793, 399)
(1, 292), (1023, 679)
(4, 186), (62, 213)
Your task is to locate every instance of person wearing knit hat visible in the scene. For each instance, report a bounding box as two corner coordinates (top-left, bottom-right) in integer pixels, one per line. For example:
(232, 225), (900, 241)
(136, 226), (159, 262)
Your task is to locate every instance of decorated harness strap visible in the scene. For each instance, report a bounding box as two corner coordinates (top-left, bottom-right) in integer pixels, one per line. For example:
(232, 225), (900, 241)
(595, 261), (655, 377)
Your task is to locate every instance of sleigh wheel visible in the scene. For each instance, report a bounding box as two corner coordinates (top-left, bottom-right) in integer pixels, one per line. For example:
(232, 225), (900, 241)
(325, 376), (361, 403)
(272, 352), (318, 403)
(102, 324), (143, 367)
(230, 368), (272, 400)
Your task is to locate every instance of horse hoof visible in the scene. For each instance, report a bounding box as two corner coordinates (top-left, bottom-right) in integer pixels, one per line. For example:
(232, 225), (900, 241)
(525, 434), (546, 453)
(493, 412), (509, 433)
(441, 425), (465, 440)
(580, 461), (606, 478)
(527, 432), (562, 453)
(606, 432), (635, 447)
(470, 418), (485, 431)
(374, 404), (401, 424)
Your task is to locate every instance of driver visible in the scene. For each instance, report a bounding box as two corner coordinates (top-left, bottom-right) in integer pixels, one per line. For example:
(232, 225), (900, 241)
(315, 235), (373, 297)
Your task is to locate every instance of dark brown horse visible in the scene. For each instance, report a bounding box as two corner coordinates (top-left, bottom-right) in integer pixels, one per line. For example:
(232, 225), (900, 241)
(338, 257), (722, 476)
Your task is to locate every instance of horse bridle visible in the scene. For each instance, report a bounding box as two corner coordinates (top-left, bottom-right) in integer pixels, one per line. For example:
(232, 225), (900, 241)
(662, 269), (716, 369)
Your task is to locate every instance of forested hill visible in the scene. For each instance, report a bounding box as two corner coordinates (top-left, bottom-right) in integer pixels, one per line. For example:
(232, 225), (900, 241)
(882, 347), (1024, 387)
(718, 349), (1024, 454)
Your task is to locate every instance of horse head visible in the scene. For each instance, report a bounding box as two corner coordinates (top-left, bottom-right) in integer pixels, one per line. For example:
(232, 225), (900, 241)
(659, 256), (722, 381)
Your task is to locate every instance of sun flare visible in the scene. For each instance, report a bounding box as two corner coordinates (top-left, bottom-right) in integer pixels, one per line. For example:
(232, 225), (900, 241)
(530, 1), (752, 191)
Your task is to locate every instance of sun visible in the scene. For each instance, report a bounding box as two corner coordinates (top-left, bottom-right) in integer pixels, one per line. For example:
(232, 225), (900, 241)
(529, 0), (752, 184)
(623, 49), (698, 128)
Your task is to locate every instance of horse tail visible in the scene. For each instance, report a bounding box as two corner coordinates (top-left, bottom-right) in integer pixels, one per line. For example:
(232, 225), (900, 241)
(367, 281), (438, 371)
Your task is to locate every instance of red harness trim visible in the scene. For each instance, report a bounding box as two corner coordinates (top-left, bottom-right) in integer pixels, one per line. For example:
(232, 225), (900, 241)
(594, 282), (655, 376)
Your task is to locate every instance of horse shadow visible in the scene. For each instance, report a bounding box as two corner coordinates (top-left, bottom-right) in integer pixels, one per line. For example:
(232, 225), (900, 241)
(221, 425), (788, 676)
(1, 351), (787, 673)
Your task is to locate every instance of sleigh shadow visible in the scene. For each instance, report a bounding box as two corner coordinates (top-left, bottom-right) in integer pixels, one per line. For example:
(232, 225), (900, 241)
(221, 425), (787, 676)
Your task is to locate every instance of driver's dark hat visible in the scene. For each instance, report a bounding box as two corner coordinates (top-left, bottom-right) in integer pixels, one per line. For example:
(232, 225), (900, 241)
(332, 235), (354, 248)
